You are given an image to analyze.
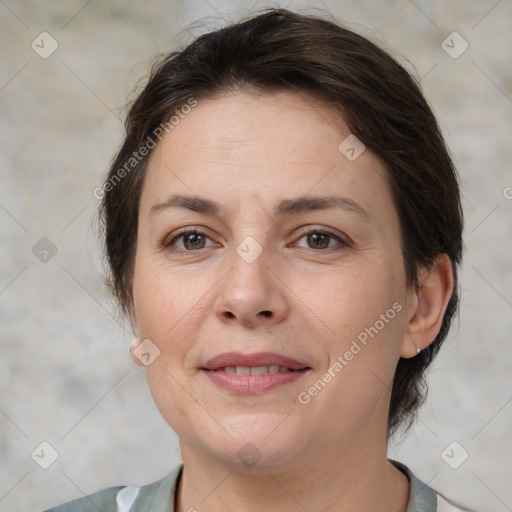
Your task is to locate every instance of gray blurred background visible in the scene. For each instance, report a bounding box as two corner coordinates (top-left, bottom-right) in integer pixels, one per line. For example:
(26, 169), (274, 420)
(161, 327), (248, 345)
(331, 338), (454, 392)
(1, 1), (511, 511)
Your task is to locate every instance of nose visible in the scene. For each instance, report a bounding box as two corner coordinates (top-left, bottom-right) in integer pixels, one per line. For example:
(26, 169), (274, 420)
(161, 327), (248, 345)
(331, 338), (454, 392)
(214, 247), (289, 329)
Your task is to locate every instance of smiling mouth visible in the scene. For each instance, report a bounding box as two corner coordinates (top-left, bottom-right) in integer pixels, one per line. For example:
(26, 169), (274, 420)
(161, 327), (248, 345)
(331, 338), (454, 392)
(200, 352), (311, 394)
(202, 367), (310, 394)
(211, 365), (304, 375)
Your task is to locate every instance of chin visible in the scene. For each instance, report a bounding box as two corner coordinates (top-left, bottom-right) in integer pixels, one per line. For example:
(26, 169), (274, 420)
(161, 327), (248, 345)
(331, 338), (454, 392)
(196, 413), (308, 470)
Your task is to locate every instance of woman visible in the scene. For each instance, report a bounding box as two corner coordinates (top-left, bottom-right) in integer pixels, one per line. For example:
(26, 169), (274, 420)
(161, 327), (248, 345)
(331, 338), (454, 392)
(46, 8), (471, 512)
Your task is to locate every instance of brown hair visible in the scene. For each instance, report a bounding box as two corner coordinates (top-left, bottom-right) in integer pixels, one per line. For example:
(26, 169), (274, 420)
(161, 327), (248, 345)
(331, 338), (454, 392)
(99, 7), (463, 438)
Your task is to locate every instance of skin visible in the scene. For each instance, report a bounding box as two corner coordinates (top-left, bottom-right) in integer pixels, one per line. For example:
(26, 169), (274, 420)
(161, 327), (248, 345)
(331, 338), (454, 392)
(129, 90), (454, 512)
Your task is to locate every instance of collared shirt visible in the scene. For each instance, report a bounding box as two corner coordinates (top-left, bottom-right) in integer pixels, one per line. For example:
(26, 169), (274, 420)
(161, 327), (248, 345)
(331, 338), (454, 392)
(44, 461), (471, 511)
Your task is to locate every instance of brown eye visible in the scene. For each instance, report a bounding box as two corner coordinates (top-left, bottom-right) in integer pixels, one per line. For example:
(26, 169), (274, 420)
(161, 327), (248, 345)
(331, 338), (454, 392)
(181, 232), (206, 250)
(165, 230), (214, 252)
(307, 232), (331, 249)
(294, 229), (346, 251)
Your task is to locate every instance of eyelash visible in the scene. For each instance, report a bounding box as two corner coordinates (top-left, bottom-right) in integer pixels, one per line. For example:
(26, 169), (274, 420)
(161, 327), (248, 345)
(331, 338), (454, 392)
(163, 227), (350, 254)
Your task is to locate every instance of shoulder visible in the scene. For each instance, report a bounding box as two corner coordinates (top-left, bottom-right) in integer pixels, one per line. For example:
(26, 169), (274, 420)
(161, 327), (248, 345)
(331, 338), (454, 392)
(43, 465), (183, 512)
(437, 493), (477, 512)
(389, 459), (474, 512)
(42, 485), (124, 512)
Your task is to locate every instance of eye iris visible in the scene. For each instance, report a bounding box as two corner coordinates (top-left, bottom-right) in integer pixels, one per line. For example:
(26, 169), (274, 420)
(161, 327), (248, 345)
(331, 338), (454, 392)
(178, 231), (334, 250)
(308, 232), (329, 249)
(184, 233), (205, 250)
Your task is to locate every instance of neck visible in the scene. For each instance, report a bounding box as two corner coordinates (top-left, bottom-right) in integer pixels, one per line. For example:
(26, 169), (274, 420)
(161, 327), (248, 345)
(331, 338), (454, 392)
(176, 425), (409, 512)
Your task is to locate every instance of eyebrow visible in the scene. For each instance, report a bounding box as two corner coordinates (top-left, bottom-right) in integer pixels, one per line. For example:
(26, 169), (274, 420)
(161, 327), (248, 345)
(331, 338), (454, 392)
(150, 194), (369, 219)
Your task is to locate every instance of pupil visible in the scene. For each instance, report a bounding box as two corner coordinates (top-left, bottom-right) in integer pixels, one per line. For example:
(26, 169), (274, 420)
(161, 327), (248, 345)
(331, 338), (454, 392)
(309, 232), (329, 249)
(186, 233), (203, 249)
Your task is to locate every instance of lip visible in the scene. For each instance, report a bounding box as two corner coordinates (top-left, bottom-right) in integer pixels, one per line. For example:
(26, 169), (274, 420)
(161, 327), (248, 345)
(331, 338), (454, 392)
(202, 351), (309, 371)
(200, 352), (311, 395)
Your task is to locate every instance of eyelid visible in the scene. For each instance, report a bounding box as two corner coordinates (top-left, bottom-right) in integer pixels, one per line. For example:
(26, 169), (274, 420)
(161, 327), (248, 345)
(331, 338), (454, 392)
(163, 225), (350, 254)
(163, 227), (216, 248)
(291, 225), (350, 249)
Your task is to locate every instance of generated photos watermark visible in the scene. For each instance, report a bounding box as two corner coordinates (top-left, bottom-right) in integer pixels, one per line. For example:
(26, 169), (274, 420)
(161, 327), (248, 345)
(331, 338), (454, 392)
(297, 301), (403, 404)
(93, 97), (198, 200)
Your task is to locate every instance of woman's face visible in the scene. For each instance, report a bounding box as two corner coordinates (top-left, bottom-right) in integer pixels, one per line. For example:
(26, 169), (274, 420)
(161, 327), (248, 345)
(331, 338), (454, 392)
(131, 91), (417, 469)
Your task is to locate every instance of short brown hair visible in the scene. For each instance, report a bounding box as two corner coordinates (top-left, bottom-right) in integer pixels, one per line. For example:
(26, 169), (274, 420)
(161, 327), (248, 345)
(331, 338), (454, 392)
(99, 8), (464, 438)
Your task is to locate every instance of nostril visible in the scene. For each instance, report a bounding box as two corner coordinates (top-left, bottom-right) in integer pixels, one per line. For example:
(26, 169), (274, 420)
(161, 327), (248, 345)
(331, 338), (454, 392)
(260, 311), (272, 317)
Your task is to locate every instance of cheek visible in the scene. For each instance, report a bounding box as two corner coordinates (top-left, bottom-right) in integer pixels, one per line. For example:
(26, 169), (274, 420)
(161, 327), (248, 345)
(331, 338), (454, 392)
(296, 261), (403, 339)
(133, 255), (179, 331)
(296, 266), (406, 430)
(295, 260), (407, 396)
(131, 260), (203, 424)
(131, 255), (211, 360)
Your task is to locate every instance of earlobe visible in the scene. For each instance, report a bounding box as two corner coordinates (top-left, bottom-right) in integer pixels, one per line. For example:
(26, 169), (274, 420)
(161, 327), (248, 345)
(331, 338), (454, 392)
(130, 338), (144, 367)
(400, 254), (454, 359)
(126, 290), (144, 366)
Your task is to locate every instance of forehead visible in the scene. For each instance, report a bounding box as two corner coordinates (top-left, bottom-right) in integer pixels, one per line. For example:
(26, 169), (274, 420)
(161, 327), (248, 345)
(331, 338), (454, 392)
(140, 90), (394, 221)
(158, 90), (349, 164)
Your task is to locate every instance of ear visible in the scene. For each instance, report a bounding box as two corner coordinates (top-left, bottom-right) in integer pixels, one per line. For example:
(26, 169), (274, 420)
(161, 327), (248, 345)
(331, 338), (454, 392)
(125, 279), (144, 367)
(130, 338), (144, 367)
(128, 302), (138, 337)
(125, 284), (139, 336)
(400, 254), (454, 359)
